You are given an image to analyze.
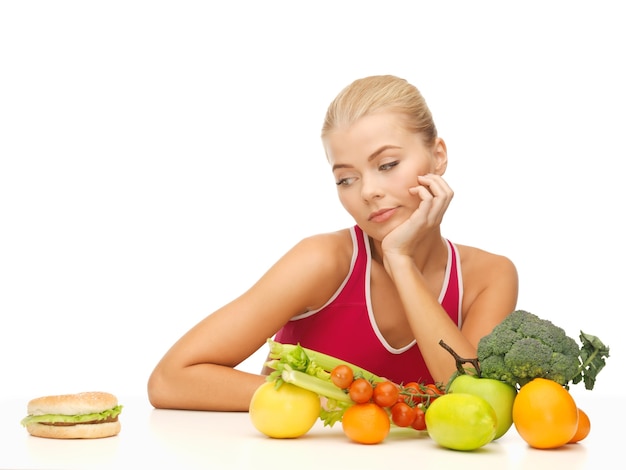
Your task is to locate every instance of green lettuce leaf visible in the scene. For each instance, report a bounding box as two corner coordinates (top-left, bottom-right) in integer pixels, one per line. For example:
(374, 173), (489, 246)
(21, 405), (123, 426)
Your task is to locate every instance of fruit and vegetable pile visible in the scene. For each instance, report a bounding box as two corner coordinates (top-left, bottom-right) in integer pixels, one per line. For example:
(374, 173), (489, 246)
(249, 310), (609, 451)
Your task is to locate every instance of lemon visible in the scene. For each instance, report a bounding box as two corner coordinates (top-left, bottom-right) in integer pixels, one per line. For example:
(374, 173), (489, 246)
(249, 381), (320, 438)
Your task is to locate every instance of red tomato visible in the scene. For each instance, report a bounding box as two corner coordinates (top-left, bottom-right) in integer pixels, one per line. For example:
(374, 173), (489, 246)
(349, 378), (374, 404)
(411, 406), (426, 431)
(372, 381), (400, 408)
(330, 364), (354, 389)
(390, 402), (416, 427)
(423, 383), (443, 403)
(401, 381), (422, 404)
(426, 383), (444, 394)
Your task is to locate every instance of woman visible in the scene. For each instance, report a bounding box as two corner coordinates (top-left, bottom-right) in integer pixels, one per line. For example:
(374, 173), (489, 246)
(147, 75), (518, 411)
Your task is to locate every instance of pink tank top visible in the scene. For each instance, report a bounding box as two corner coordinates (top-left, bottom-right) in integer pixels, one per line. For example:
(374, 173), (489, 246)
(274, 225), (463, 385)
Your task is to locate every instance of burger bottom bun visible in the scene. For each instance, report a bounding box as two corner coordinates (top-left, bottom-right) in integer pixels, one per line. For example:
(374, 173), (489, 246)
(25, 420), (121, 439)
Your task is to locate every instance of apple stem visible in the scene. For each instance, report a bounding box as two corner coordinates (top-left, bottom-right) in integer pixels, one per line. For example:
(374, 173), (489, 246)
(438, 340), (482, 376)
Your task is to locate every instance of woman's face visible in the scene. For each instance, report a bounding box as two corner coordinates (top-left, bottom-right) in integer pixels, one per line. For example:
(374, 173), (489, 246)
(324, 111), (447, 240)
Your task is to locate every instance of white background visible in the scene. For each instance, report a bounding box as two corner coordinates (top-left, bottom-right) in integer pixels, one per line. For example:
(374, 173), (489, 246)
(1, 1), (623, 402)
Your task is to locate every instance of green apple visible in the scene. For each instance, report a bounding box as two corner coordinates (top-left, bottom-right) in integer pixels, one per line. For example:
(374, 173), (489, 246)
(448, 374), (517, 439)
(425, 393), (497, 451)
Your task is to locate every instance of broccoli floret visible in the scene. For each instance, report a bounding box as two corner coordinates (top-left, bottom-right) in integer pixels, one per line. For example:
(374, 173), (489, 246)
(547, 352), (581, 386)
(477, 328), (523, 357)
(477, 309), (610, 390)
(498, 309), (528, 330)
(504, 337), (554, 386)
(478, 354), (515, 385)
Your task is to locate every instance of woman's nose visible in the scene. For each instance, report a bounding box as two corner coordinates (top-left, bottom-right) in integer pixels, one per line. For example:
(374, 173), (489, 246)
(360, 176), (384, 201)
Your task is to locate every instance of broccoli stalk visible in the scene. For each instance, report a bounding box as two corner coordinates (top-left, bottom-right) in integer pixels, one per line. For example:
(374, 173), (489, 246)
(476, 310), (610, 390)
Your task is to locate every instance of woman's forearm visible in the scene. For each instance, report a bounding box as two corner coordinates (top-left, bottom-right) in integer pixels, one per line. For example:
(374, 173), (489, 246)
(148, 363), (266, 411)
(385, 254), (474, 383)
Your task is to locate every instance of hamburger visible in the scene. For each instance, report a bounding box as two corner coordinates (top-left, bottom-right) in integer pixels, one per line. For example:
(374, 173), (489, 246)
(21, 391), (122, 439)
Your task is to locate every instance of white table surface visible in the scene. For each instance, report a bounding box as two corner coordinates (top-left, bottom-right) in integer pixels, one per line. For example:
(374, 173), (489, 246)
(1, 392), (620, 469)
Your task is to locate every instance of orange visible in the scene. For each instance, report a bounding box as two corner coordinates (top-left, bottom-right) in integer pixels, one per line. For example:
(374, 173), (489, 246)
(568, 408), (591, 443)
(341, 403), (390, 444)
(512, 378), (579, 449)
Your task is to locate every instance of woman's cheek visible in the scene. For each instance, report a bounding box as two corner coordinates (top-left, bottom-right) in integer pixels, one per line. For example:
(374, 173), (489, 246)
(337, 191), (356, 213)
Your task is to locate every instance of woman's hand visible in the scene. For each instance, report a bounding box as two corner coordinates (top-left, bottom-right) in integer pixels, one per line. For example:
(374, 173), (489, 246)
(381, 174), (454, 260)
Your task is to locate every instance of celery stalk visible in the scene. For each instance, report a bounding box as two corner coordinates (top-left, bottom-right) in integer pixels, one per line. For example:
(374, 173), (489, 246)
(265, 339), (381, 427)
(280, 366), (354, 404)
(266, 339), (384, 383)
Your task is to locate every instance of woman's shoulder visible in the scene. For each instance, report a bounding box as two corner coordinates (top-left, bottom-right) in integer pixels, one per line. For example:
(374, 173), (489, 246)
(292, 228), (355, 264)
(453, 243), (519, 328)
(454, 243), (518, 283)
(267, 228), (356, 282)
(278, 228), (355, 312)
(455, 243), (516, 268)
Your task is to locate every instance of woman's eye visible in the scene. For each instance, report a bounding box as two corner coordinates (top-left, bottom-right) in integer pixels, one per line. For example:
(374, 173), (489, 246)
(379, 161), (399, 171)
(335, 177), (353, 186)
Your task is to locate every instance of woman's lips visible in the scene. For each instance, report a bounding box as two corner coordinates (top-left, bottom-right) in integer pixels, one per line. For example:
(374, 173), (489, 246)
(368, 207), (397, 223)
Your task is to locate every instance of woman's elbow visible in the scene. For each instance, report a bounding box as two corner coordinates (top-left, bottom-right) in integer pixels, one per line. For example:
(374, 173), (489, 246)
(147, 367), (172, 409)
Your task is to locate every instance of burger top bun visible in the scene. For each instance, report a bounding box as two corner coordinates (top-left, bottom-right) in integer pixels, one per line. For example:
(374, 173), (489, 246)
(23, 391), (122, 439)
(27, 391), (119, 416)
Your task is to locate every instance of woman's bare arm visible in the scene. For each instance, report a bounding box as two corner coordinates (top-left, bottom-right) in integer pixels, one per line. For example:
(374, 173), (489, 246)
(385, 249), (518, 384)
(147, 232), (351, 411)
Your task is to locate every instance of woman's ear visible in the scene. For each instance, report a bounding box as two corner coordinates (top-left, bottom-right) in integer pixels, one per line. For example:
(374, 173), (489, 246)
(432, 137), (448, 175)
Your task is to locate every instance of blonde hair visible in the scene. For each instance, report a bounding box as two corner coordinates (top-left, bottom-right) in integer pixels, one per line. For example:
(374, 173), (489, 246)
(321, 75), (438, 145)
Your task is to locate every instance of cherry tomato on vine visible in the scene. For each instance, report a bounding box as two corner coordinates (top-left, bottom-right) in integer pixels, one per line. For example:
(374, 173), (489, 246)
(411, 406), (426, 431)
(330, 364), (354, 389)
(423, 383), (442, 403)
(349, 378), (374, 404)
(400, 381), (421, 404)
(372, 381), (400, 408)
(426, 383), (444, 394)
(390, 402), (416, 427)
(404, 382), (420, 394)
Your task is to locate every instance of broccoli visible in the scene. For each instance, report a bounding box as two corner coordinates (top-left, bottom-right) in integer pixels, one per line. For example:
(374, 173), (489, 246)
(477, 310), (609, 390)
